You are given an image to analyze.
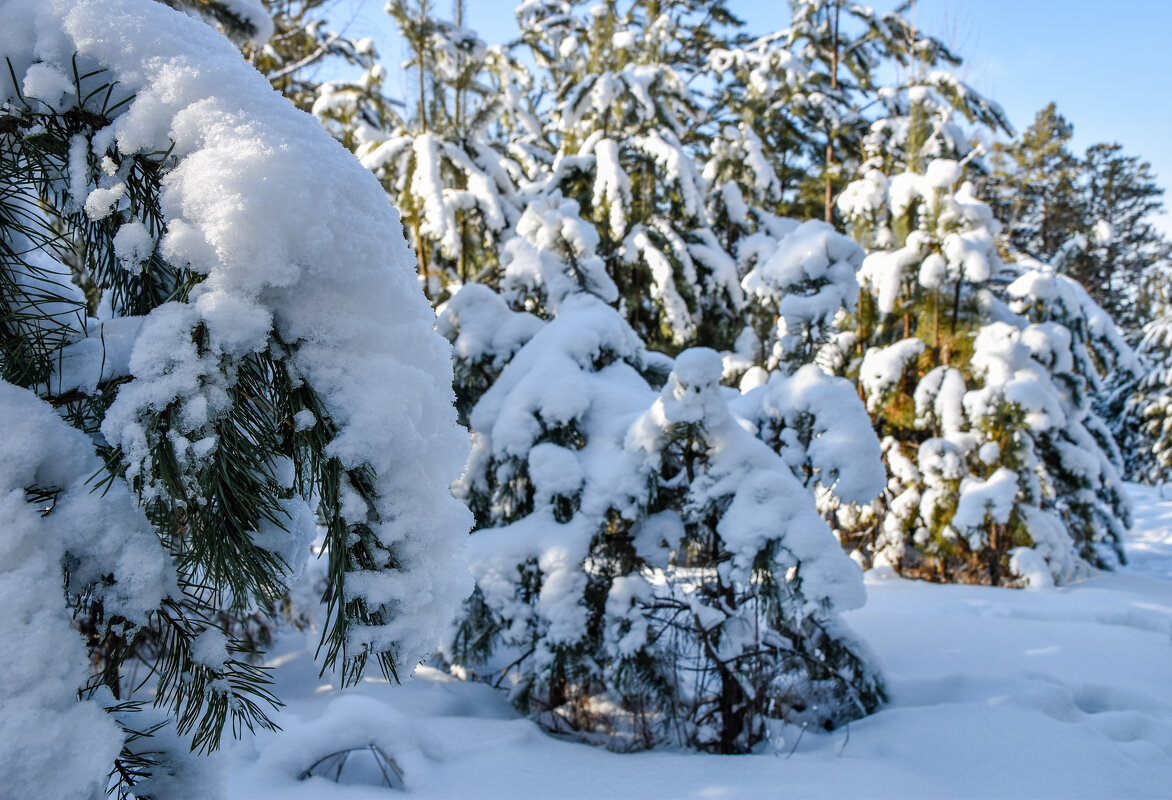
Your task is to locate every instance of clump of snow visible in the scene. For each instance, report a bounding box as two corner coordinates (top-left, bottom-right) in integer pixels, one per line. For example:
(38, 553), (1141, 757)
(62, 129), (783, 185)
(439, 284), (544, 370)
(528, 443), (584, 502)
(658, 346), (726, 425)
(952, 467), (1018, 533)
(860, 338), (924, 411)
(254, 695), (428, 791)
(732, 365), (885, 505)
(0, 382), (174, 798)
(924, 158), (961, 189)
(191, 627), (231, 671)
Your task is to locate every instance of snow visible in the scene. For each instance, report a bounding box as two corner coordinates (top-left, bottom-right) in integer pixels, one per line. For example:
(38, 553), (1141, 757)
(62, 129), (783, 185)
(0, 382), (174, 798)
(740, 219), (864, 366)
(860, 338), (925, 411)
(657, 346), (726, 425)
(732, 365), (885, 505)
(591, 138), (632, 238)
(223, 484), (1172, 798)
(952, 467), (1018, 532)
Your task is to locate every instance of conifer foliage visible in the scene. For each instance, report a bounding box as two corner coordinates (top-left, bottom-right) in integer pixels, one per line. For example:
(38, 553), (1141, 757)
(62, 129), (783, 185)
(0, 0), (470, 794)
(835, 156), (1134, 584)
(441, 234), (883, 751)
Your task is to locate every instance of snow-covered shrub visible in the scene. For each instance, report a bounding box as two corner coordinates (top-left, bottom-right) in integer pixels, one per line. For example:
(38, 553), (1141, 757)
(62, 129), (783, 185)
(442, 224), (885, 746)
(1, 0), (470, 792)
(618, 348), (884, 751)
(443, 287), (661, 737)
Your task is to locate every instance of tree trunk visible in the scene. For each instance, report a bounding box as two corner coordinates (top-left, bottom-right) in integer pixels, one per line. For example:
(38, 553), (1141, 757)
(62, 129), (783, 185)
(414, 216), (430, 302)
(824, 1), (840, 223)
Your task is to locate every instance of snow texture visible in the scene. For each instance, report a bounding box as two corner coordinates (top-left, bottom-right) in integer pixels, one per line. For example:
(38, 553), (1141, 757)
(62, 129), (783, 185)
(0, 381), (174, 799)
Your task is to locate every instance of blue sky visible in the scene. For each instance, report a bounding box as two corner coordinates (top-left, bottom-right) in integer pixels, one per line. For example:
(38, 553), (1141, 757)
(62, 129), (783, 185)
(337, 0), (1171, 233)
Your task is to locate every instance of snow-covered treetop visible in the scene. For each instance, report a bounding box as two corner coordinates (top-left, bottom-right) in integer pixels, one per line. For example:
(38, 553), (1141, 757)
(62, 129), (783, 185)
(1008, 262), (1142, 391)
(501, 192), (619, 313)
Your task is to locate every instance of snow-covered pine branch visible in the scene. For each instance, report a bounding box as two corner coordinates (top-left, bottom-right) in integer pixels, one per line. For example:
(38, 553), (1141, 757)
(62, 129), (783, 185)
(1, 0), (470, 791)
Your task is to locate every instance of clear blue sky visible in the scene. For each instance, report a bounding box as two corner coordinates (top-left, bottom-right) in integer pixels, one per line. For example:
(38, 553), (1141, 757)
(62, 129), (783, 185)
(336, 0), (1171, 233)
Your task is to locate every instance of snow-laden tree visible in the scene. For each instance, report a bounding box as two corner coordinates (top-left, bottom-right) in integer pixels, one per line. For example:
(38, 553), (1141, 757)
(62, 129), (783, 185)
(834, 156), (1132, 582)
(1122, 312), (1172, 484)
(439, 206), (883, 751)
(0, 0), (470, 793)
(512, 0), (747, 352)
(883, 321), (1118, 584)
(614, 348), (883, 751)
(318, 6), (533, 301)
(439, 208), (666, 743)
(984, 104), (1170, 341)
(698, 43), (874, 378)
(985, 103), (1082, 265)
(773, 0), (1011, 221)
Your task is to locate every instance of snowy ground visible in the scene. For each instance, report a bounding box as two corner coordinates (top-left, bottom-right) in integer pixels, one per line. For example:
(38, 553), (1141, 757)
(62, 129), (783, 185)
(228, 484), (1172, 799)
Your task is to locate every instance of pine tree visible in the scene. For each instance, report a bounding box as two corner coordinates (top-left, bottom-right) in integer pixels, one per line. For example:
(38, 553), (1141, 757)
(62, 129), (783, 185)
(782, 0), (1010, 221)
(984, 105), (1170, 341)
(617, 347), (883, 751)
(439, 205), (664, 742)
(1, 0), (470, 793)
(440, 195), (884, 750)
(834, 152), (1133, 582)
(513, 0), (746, 352)
(1074, 142), (1169, 334)
(1123, 312), (1172, 484)
(986, 103), (1082, 264)
(700, 45), (870, 377)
